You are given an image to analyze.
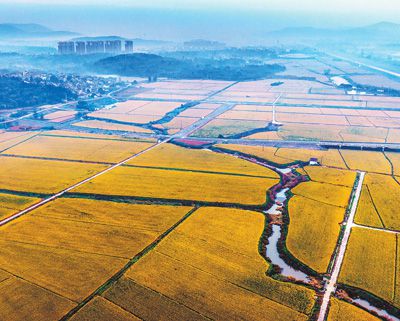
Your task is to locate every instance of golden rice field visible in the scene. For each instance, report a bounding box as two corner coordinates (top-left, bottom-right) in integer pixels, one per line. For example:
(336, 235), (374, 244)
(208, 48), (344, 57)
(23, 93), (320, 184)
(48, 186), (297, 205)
(287, 195), (346, 273)
(358, 173), (400, 230)
(303, 166), (356, 187)
(70, 297), (140, 321)
(73, 166), (278, 205)
(339, 228), (397, 306)
(354, 185), (384, 228)
(129, 143), (279, 177)
(0, 156), (106, 193)
(291, 181), (352, 208)
(0, 131), (38, 152)
(73, 119), (153, 134)
(339, 150), (392, 174)
(0, 277), (75, 321)
(4, 135), (153, 163)
(0, 193), (39, 218)
(115, 207), (315, 320)
(327, 298), (381, 321)
(386, 151), (400, 176)
(274, 147), (346, 168)
(43, 130), (157, 142)
(2, 200), (191, 259)
(0, 198), (192, 303)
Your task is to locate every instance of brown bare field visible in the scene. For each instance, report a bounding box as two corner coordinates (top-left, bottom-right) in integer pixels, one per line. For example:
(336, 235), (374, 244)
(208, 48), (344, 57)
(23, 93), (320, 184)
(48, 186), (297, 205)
(73, 120), (153, 133)
(386, 129), (400, 143)
(233, 104), (273, 112)
(218, 110), (272, 121)
(194, 103), (221, 109)
(277, 113), (349, 126)
(73, 166), (278, 205)
(178, 108), (212, 118)
(124, 207), (315, 319)
(129, 143), (280, 177)
(4, 135), (153, 163)
(246, 131), (283, 140)
(44, 110), (77, 123)
(161, 116), (199, 132)
(88, 112), (159, 124)
(0, 156), (106, 193)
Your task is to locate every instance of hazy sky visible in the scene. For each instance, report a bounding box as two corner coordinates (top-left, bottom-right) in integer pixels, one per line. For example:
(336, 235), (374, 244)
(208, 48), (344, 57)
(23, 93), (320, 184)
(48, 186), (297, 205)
(0, 1), (399, 44)
(4, 0), (400, 13)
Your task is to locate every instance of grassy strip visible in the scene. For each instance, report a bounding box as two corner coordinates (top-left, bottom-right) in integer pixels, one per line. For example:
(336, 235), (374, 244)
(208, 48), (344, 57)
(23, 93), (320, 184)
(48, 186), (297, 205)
(60, 206), (200, 320)
(0, 189), (48, 199)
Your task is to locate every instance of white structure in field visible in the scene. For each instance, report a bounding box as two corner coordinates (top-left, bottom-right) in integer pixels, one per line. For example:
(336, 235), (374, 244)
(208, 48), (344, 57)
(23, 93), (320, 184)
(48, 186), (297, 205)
(271, 93), (282, 126)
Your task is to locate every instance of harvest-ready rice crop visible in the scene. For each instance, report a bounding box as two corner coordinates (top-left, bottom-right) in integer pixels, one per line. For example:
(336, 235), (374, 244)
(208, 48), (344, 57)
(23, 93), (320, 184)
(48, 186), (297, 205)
(327, 298), (380, 321)
(129, 143), (279, 177)
(287, 196), (346, 273)
(117, 207), (315, 320)
(0, 277), (75, 321)
(4, 135), (153, 163)
(339, 227), (396, 305)
(303, 166), (356, 187)
(291, 181), (352, 208)
(73, 166), (278, 205)
(0, 156), (106, 193)
(0, 193), (39, 219)
(339, 150), (392, 174)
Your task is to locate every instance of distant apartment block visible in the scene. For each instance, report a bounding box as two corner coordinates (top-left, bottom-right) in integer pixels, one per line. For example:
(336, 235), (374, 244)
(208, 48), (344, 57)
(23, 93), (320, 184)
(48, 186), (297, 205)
(58, 40), (133, 55)
(75, 41), (86, 55)
(105, 40), (122, 53)
(58, 41), (75, 55)
(86, 41), (105, 54)
(125, 40), (134, 53)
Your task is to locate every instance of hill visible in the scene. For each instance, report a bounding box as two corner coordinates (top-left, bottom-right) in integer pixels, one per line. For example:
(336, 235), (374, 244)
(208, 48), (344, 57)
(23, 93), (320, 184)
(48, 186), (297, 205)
(93, 53), (285, 81)
(0, 23), (78, 39)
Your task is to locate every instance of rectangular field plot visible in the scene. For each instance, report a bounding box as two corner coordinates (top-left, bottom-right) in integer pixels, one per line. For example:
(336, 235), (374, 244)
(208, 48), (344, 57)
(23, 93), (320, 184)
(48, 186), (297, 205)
(288, 195), (346, 273)
(292, 180), (352, 208)
(3, 135), (153, 163)
(0, 131), (37, 152)
(0, 199), (192, 303)
(339, 228), (397, 306)
(110, 207), (315, 320)
(0, 277), (75, 321)
(129, 143), (279, 178)
(0, 193), (39, 219)
(303, 166), (356, 187)
(88, 100), (183, 124)
(339, 150), (392, 174)
(2, 198), (192, 260)
(44, 110), (77, 123)
(69, 296), (140, 321)
(192, 118), (265, 138)
(355, 173), (400, 230)
(216, 144), (347, 168)
(72, 166), (278, 205)
(73, 120), (153, 134)
(0, 157), (106, 193)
